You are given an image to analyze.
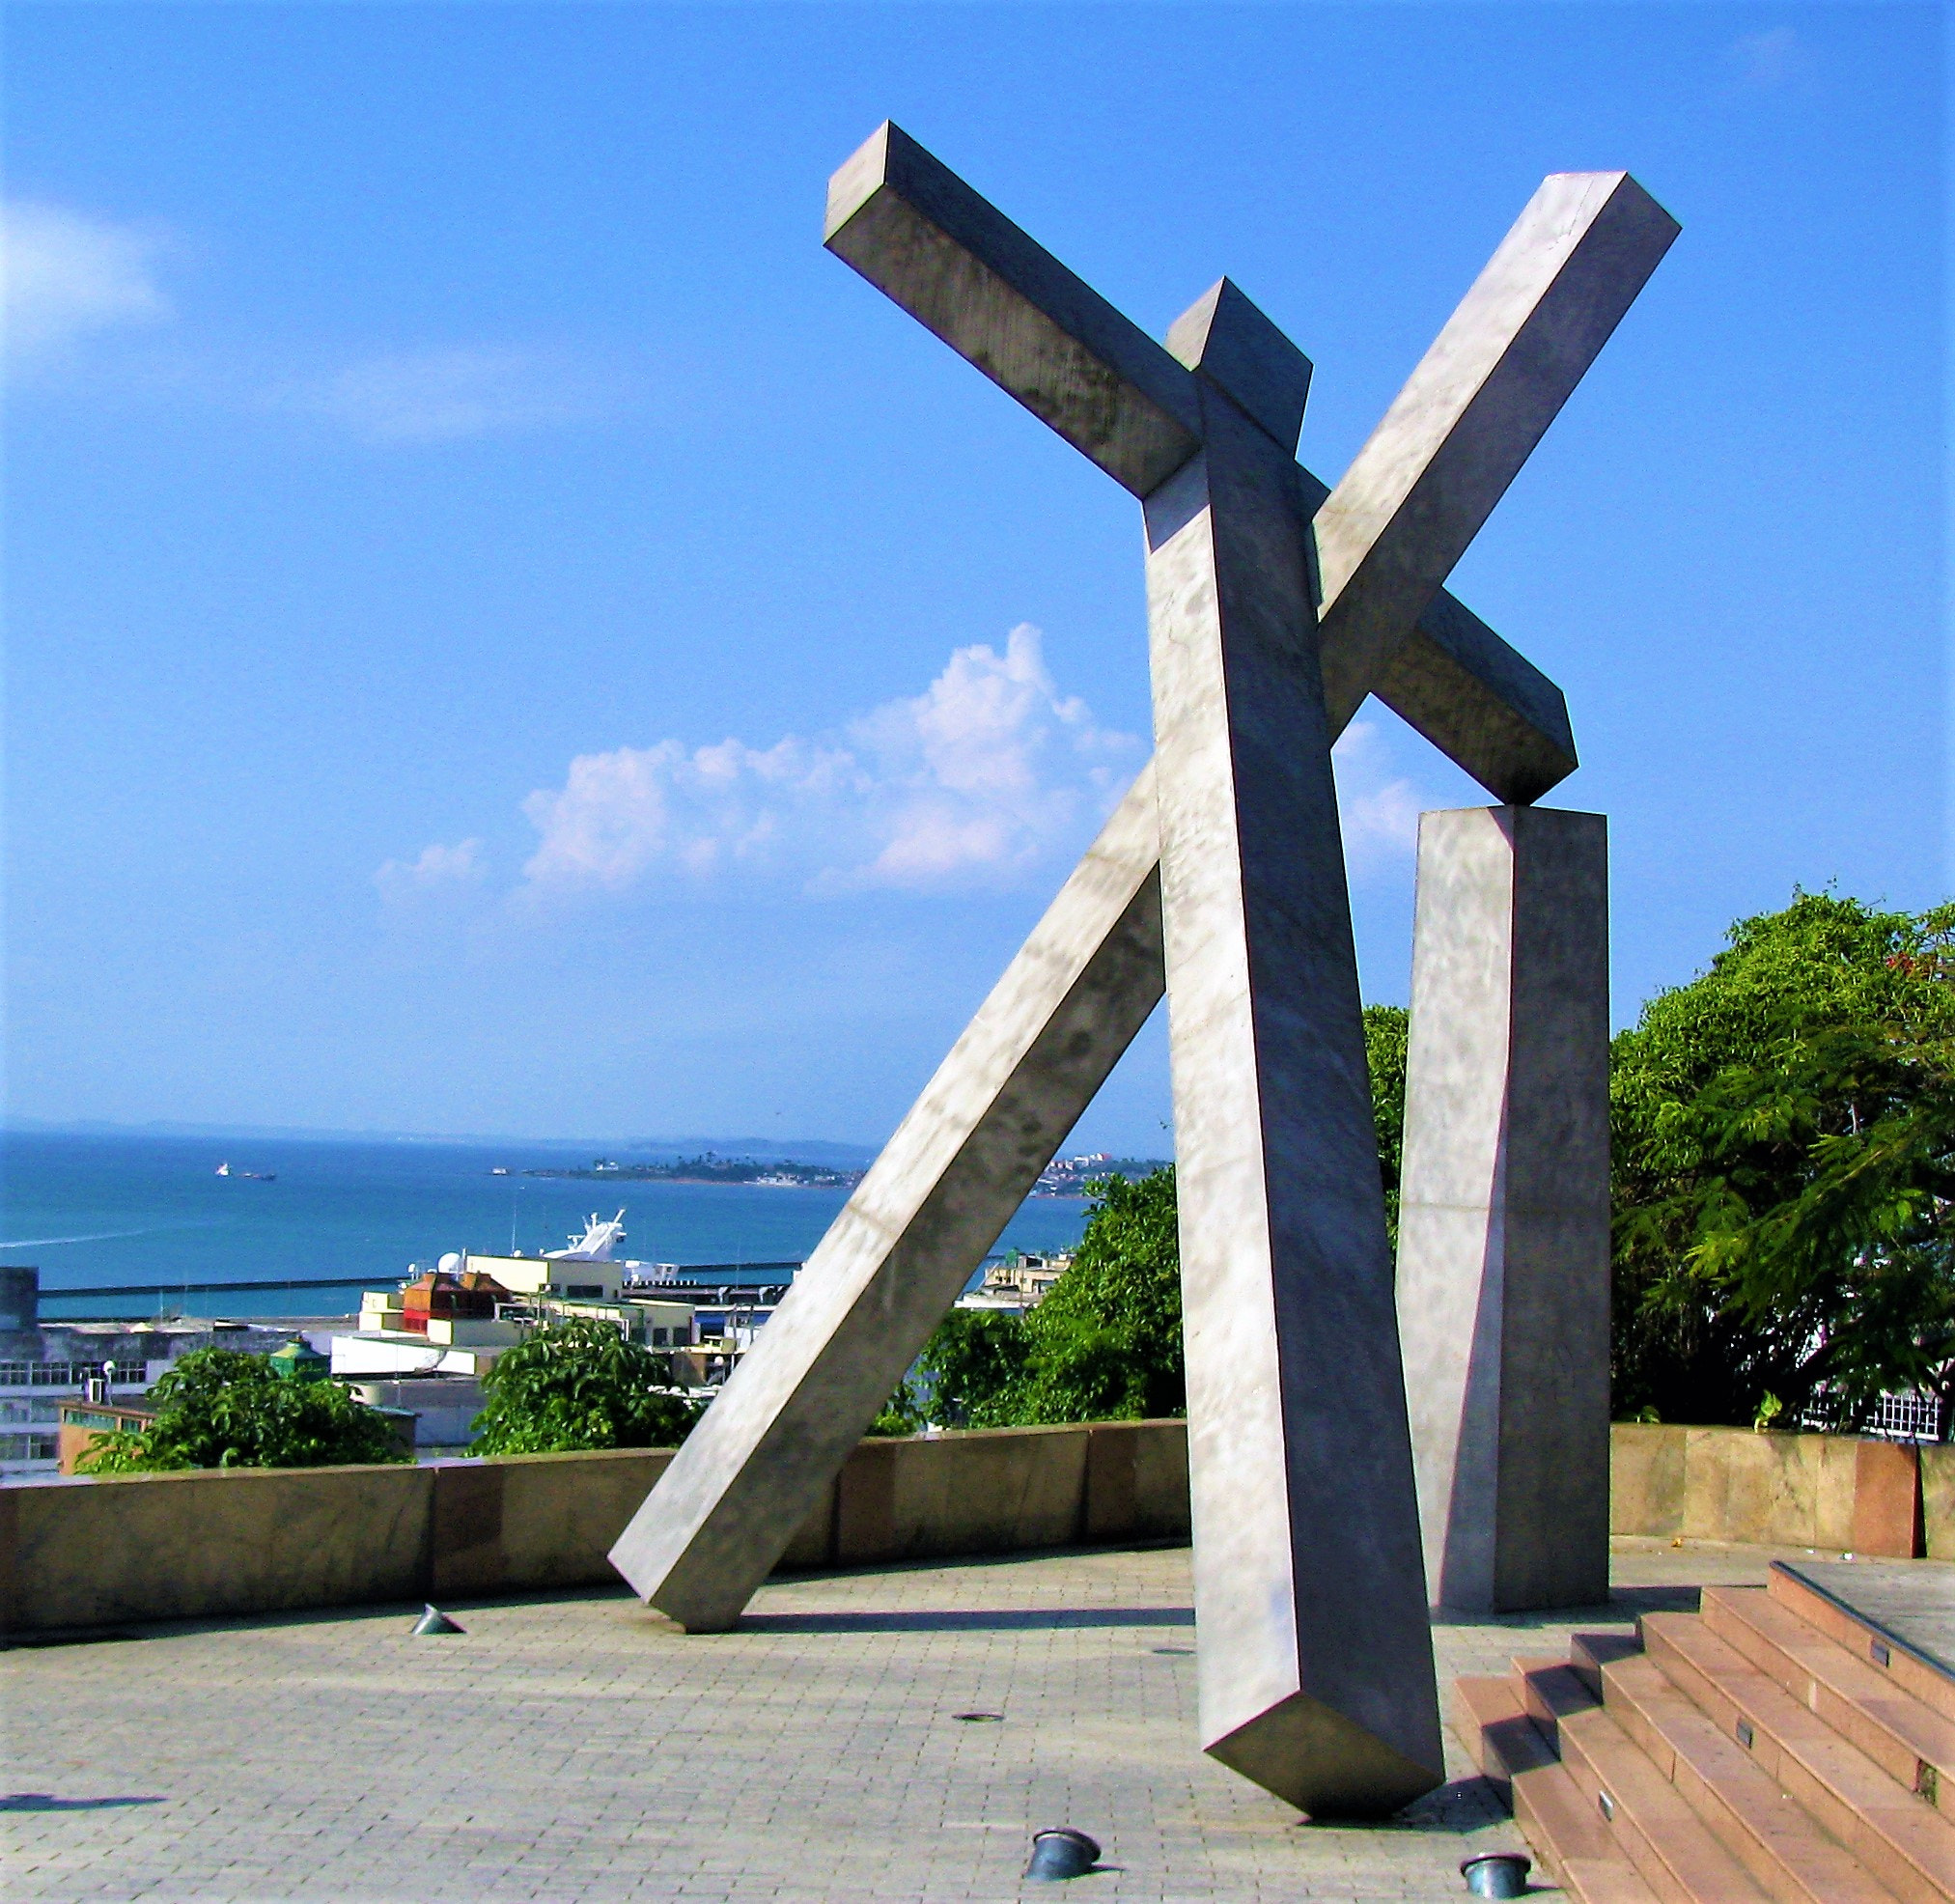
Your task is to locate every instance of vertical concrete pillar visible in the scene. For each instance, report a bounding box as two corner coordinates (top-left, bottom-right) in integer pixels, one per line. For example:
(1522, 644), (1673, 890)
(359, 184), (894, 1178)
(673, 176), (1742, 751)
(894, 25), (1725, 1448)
(1146, 378), (1442, 1818)
(1397, 805), (1610, 1613)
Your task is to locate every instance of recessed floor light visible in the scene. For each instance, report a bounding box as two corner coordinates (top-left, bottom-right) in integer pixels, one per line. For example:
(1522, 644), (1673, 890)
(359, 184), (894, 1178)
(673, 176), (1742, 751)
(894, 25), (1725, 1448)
(952, 1711), (1004, 1722)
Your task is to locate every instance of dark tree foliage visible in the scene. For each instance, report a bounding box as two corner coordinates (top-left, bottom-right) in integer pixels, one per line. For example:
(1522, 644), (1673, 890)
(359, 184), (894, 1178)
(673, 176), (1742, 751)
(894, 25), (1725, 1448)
(865, 1379), (931, 1436)
(1611, 894), (1955, 1432)
(76, 1347), (409, 1473)
(1363, 1004), (1410, 1246)
(471, 1318), (705, 1455)
(917, 1166), (1184, 1428)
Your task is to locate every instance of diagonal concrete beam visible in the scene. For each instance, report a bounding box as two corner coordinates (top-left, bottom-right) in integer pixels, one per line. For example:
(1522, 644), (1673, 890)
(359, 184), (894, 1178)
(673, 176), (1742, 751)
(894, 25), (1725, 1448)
(610, 767), (1167, 1633)
(824, 121), (1203, 494)
(1312, 172), (1678, 728)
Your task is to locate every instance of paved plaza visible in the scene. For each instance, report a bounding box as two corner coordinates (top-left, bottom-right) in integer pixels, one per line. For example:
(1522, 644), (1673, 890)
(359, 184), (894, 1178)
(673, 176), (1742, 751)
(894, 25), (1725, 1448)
(4, 1535), (1830, 1903)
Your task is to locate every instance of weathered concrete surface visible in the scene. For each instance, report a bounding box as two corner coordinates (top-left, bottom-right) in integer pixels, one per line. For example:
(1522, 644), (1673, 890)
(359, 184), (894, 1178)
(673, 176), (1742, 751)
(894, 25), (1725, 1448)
(1397, 806), (1611, 1613)
(608, 774), (1168, 1631)
(824, 120), (1203, 496)
(1312, 171), (1678, 729)
(1, 1461), (434, 1634)
(1142, 326), (1441, 1813)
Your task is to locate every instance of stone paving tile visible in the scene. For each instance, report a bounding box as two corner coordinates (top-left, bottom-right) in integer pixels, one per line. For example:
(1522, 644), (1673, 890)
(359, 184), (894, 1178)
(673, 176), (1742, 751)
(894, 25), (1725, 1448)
(1, 1536), (1834, 1902)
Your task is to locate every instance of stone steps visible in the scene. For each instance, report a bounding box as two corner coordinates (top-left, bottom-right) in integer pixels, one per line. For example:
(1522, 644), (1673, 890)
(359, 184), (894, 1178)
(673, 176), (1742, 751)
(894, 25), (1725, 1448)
(1450, 1673), (1660, 1903)
(1598, 1637), (1896, 1903)
(1643, 1611), (1955, 1904)
(1449, 1572), (1955, 1904)
(1701, 1586), (1955, 1804)
(1769, 1564), (1955, 1730)
(1515, 1655), (1773, 1903)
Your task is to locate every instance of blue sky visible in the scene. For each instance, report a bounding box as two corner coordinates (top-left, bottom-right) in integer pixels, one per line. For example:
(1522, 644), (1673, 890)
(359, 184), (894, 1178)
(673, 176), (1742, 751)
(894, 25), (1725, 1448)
(4, 2), (1942, 1152)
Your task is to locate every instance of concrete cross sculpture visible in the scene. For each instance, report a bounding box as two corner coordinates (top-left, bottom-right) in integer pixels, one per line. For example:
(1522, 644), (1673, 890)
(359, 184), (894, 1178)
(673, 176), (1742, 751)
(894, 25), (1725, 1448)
(613, 125), (1677, 1817)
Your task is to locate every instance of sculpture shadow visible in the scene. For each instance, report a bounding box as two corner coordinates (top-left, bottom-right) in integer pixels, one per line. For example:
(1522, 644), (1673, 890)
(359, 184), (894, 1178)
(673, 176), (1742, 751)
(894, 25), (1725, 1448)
(1434, 1582), (1700, 1630)
(739, 1606), (1196, 1635)
(1, 1793), (166, 1812)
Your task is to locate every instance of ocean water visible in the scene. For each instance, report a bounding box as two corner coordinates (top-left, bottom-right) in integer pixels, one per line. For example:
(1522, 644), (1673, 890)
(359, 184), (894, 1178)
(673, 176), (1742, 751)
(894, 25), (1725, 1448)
(1, 1131), (1093, 1320)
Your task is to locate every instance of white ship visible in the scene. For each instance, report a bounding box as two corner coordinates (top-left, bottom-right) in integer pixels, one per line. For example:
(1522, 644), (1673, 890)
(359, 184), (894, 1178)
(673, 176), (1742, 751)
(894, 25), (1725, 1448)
(545, 1210), (628, 1262)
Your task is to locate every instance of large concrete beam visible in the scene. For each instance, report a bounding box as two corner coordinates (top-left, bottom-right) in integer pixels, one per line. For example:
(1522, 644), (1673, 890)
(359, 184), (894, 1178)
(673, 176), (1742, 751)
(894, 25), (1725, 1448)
(824, 121), (1203, 496)
(1144, 334), (1441, 1814)
(609, 769), (1166, 1631)
(1313, 173), (1679, 729)
(1395, 805), (1612, 1614)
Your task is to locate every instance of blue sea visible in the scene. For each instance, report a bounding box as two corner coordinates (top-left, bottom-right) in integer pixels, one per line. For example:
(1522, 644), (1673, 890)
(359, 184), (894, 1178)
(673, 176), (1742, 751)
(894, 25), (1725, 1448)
(0, 1131), (1093, 1321)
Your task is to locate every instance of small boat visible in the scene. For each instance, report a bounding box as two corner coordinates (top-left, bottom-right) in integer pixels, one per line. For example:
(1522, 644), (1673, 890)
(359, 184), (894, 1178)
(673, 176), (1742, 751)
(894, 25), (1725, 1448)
(215, 1162), (276, 1181)
(489, 1166), (510, 1176)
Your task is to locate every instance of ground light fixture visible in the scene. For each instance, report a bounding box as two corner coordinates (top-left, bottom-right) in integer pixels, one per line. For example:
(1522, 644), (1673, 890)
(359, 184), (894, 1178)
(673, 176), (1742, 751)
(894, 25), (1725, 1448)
(1023, 1829), (1101, 1881)
(1460, 1851), (1532, 1898)
(411, 1605), (464, 1636)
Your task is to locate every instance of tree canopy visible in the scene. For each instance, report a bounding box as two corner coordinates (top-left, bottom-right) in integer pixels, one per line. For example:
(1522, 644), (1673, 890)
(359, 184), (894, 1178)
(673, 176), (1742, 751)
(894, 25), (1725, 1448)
(1362, 1004), (1410, 1246)
(1610, 893), (1955, 1433)
(918, 1166), (1184, 1428)
(76, 1347), (409, 1473)
(903, 892), (1955, 1440)
(470, 1317), (705, 1455)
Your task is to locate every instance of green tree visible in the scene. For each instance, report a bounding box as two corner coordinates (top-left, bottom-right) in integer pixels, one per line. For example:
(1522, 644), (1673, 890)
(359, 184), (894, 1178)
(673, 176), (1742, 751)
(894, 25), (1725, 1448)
(471, 1317), (705, 1454)
(917, 1166), (1183, 1427)
(1611, 894), (1955, 1431)
(76, 1347), (409, 1473)
(913, 1306), (1033, 1428)
(1363, 1003), (1410, 1246)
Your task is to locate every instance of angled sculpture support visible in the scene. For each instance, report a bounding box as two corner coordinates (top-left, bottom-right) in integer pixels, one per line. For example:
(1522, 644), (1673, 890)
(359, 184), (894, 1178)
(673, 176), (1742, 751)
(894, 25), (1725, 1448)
(1397, 806), (1612, 1614)
(611, 124), (1676, 1818)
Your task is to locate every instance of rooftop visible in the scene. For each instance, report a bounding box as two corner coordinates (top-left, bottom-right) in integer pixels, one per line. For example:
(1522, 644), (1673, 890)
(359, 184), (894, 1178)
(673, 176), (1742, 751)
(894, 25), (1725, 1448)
(0, 1535), (1851, 1902)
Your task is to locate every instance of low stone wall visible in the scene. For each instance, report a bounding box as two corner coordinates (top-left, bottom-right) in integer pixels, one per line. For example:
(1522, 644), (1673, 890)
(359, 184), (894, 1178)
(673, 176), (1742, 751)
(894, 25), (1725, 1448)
(1609, 1424), (1949, 1559)
(4, 1419), (1947, 1640)
(0, 1419), (1191, 1638)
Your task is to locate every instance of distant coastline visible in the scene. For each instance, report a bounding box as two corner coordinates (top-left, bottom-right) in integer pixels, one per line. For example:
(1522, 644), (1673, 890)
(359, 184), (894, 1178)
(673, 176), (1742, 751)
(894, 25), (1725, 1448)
(523, 1152), (1173, 1197)
(525, 1157), (863, 1190)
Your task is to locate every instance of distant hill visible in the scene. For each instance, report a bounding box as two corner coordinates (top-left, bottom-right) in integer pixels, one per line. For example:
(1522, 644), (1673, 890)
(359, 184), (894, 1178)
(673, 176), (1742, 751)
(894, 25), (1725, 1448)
(2, 1117), (877, 1163)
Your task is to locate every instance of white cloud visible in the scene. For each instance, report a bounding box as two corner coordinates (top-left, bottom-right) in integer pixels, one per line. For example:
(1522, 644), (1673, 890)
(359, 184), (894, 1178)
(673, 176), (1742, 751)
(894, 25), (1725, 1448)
(1728, 25), (1807, 91)
(376, 838), (488, 903)
(1331, 720), (1425, 873)
(519, 626), (1141, 898)
(283, 346), (633, 444)
(1, 202), (170, 358)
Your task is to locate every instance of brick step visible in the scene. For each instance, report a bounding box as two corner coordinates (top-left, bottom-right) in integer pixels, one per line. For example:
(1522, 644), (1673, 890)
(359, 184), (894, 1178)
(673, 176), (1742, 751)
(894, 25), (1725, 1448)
(1703, 1586), (1955, 1805)
(1594, 1639), (1899, 1903)
(1513, 1656), (1773, 1903)
(1450, 1673), (1658, 1903)
(1769, 1564), (1955, 1730)
(1642, 1612), (1955, 1904)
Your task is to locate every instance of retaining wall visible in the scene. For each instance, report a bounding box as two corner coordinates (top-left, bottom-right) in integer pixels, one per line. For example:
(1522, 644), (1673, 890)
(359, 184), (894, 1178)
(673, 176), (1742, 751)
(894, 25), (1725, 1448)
(0, 1419), (1190, 1638)
(1609, 1424), (1948, 1559)
(4, 1421), (1948, 1639)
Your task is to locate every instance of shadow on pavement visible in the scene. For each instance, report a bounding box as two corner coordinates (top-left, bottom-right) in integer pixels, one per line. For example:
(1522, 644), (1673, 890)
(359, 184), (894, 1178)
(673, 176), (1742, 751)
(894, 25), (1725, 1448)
(2, 1793), (166, 1812)
(739, 1605), (1196, 1633)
